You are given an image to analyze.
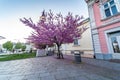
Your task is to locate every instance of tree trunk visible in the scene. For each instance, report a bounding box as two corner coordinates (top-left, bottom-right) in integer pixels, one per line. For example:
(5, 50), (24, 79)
(57, 44), (64, 59)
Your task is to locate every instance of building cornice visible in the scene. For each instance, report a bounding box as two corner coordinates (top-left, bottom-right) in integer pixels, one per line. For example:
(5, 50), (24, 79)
(81, 18), (90, 24)
(85, 0), (100, 3)
(92, 19), (120, 30)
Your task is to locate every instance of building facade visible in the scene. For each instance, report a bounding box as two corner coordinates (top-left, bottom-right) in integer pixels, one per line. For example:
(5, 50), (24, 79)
(0, 36), (5, 53)
(61, 18), (94, 58)
(85, 0), (120, 59)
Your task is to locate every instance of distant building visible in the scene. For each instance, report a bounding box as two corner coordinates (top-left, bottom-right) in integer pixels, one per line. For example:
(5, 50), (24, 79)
(0, 36), (5, 40)
(0, 36), (5, 53)
(85, 0), (120, 59)
(25, 42), (36, 53)
(61, 18), (94, 58)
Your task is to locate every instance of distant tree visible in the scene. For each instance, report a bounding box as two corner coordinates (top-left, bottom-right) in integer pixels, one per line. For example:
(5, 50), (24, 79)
(3, 41), (13, 51)
(20, 10), (88, 59)
(21, 45), (26, 51)
(15, 42), (22, 49)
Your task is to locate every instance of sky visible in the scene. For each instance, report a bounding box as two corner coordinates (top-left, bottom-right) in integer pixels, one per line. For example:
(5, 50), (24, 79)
(0, 0), (88, 44)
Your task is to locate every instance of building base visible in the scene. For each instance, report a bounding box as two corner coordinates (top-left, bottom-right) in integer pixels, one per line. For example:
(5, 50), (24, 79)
(95, 53), (112, 60)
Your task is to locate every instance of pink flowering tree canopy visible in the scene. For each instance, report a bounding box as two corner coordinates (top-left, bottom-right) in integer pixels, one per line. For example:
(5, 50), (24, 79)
(20, 10), (88, 59)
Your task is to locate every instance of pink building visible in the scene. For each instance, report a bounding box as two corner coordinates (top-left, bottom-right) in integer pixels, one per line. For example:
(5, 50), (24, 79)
(85, 0), (120, 59)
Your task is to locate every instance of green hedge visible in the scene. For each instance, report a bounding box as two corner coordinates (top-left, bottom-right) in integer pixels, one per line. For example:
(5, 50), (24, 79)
(0, 52), (36, 61)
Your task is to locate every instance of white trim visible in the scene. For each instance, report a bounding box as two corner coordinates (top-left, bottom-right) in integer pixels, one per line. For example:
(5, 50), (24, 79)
(117, 36), (120, 48)
(87, 0), (95, 6)
(115, 0), (120, 12)
(100, 4), (106, 19)
(105, 27), (120, 53)
(105, 33), (112, 53)
(113, 53), (120, 59)
(88, 3), (101, 53)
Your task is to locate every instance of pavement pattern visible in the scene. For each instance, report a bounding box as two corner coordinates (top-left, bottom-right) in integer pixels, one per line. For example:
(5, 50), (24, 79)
(0, 55), (120, 80)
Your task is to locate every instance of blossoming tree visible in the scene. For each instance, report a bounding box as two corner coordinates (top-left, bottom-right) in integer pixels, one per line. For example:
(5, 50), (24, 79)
(20, 10), (88, 59)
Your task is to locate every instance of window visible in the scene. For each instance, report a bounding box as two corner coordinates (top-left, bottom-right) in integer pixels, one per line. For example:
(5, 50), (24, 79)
(74, 38), (80, 45)
(103, 0), (119, 17)
(111, 37), (120, 53)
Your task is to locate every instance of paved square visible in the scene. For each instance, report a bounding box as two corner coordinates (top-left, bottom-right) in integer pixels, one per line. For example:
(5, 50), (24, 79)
(0, 56), (120, 80)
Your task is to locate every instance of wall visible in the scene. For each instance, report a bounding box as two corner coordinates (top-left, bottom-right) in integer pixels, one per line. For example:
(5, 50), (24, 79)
(61, 18), (94, 58)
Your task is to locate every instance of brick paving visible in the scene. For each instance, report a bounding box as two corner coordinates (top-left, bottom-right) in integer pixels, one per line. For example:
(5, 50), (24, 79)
(0, 55), (120, 80)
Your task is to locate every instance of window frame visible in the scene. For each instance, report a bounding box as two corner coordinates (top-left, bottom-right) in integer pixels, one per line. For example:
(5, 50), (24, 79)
(73, 38), (80, 46)
(100, 0), (120, 19)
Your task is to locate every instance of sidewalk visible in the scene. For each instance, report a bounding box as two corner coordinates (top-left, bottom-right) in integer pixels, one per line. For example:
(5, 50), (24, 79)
(0, 55), (120, 80)
(64, 54), (120, 71)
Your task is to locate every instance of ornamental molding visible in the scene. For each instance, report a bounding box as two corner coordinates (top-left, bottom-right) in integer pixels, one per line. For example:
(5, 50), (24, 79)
(85, 0), (100, 3)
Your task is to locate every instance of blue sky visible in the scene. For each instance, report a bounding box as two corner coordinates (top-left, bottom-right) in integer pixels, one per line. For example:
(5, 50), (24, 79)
(0, 0), (88, 43)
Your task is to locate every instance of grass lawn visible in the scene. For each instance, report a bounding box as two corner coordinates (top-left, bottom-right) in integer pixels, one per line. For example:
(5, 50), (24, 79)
(0, 52), (36, 61)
